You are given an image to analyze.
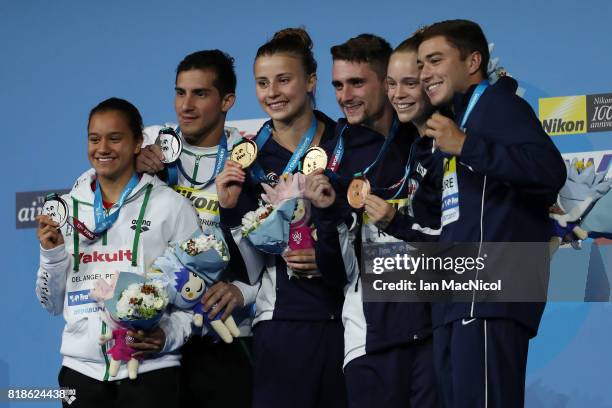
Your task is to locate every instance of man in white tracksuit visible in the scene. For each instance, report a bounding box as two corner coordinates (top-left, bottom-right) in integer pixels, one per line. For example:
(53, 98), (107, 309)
(137, 50), (257, 407)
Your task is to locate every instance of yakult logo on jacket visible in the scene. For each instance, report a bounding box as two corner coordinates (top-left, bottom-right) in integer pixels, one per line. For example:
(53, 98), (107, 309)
(78, 249), (132, 264)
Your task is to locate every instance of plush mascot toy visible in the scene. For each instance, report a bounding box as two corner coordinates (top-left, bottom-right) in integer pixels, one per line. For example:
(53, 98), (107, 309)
(151, 229), (241, 343)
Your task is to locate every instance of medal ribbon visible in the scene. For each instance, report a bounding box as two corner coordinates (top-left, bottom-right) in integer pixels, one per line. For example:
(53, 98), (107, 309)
(326, 123), (347, 172)
(460, 80), (489, 129)
(93, 173), (139, 234)
(328, 119), (401, 189)
(371, 143), (415, 200)
(358, 118), (400, 178)
(167, 127), (228, 188)
(250, 115), (318, 183)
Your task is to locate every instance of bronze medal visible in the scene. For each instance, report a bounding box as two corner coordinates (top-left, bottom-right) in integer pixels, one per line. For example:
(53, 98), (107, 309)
(230, 139), (258, 168)
(302, 146), (328, 175)
(347, 177), (371, 209)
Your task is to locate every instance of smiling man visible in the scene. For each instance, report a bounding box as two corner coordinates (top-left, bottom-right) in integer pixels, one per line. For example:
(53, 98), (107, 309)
(304, 34), (438, 408)
(136, 50), (256, 408)
(331, 34), (395, 135)
(417, 20), (567, 408)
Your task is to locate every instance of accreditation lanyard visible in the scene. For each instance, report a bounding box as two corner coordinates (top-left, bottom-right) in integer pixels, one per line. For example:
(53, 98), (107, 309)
(459, 80), (489, 129)
(250, 116), (318, 183)
(167, 128), (228, 188)
(93, 173), (139, 234)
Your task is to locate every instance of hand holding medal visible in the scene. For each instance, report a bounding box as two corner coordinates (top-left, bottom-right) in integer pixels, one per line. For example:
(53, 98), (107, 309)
(364, 194), (397, 230)
(230, 139), (258, 169)
(216, 160), (246, 209)
(302, 146), (328, 175)
(304, 168), (336, 209)
(37, 193), (68, 249)
(42, 193), (69, 228)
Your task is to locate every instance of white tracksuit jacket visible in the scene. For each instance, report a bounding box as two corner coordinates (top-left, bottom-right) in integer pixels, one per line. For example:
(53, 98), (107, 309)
(36, 169), (200, 380)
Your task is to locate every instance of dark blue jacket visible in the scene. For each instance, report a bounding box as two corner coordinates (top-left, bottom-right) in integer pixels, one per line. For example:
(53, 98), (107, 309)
(433, 78), (567, 335)
(220, 110), (345, 322)
(316, 119), (444, 353)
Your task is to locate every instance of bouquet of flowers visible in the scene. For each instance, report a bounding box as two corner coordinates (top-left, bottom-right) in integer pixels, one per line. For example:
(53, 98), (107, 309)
(90, 271), (169, 380)
(150, 229), (239, 343)
(240, 173), (305, 254)
(114, 280), (168, 321)
(241, 203), (275, 237)
(550, 158), (612, 250)
(174, 228), (229, 281)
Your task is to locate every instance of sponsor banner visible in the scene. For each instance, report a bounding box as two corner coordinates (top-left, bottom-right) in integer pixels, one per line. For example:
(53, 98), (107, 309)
(539, 95), (587, 135)
(15, 189), (70, 229)
(539, 92), (612, 135)
(586, 93), (612, 133)
(561, 149), (612, 179)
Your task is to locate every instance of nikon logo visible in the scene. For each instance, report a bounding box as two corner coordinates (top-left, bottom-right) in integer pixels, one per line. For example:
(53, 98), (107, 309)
(539, 95), (587, 136)
(542, 118), (585, 134)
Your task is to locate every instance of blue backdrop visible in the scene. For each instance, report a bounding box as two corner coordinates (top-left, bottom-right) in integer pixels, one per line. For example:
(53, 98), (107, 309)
(2, 0), (612, 406)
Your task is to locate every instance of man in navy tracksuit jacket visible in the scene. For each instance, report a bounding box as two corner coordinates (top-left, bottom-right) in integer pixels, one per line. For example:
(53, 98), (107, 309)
(418, 20), (567, 407)
(308, 34), (440, 408)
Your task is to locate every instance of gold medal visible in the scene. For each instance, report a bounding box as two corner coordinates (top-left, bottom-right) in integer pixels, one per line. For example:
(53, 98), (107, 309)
(302, 146), (328, 175)
(347, 177), (370, 209)
(230, 139), (258, 168)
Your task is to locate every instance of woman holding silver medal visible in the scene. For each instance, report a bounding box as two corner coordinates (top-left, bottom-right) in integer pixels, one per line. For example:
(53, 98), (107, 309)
(35, 98), (200, 408)
(216, 28), (348, 408)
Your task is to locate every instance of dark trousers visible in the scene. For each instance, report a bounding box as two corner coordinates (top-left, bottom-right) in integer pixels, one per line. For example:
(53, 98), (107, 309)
(58, 366), (180, 408)
(433, 318), (530, 408)
(252, 320), (347, 408)
(344, 338), (439, 408)
(179, 335), (253, 407)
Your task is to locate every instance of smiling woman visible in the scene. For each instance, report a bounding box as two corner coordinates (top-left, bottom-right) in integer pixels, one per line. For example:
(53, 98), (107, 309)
(35, 97), (201, 408)
(87, 99), (142, 201)
(215, 27), (347, 408)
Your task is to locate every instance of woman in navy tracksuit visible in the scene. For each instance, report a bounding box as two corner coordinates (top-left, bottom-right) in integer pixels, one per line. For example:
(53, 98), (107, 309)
(215, 28), (347, 408)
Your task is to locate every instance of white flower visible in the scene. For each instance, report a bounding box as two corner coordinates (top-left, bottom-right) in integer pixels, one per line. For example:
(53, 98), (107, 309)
(241, 203), (274, 236)
(181, 233), (228, 259)
(114, 280), (168, 321)
(154, 297), (164, 309)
